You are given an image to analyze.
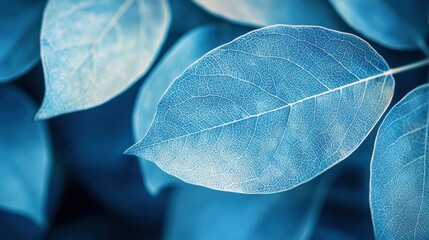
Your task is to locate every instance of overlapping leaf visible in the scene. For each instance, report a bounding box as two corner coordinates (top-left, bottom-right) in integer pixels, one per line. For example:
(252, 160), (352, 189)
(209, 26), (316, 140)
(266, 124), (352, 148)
(36, 0), (171, 119)
(371, 83), (429, 239)
(127, 25), (394, 194)
(0, 86), (52, 226)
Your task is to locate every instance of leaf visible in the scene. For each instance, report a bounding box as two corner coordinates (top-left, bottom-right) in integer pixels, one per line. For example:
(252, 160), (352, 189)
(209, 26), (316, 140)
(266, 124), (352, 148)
(370, 83), (429, 239)
(329, 0), (429, 51)
(35, 0), (171, 120)
(164, 175), (332, 240)
(193, 0), (348, 30)
(0, 86), (52, 226)
(126, 25), (394, 194)
(0, 0), (45, 82)
(133, 24), (251, 195)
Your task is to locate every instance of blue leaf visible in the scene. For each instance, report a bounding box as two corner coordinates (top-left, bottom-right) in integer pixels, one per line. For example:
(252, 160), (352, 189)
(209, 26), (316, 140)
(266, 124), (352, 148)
(35, 0), (171, 120)
(193, 0), (348, 30)
(165, 175), (332, 240)
(133, 23), (251, 195)
(370, 83), (429, 239)
(329, 0), (429, 51)
(0, 86), (52, 226)
(126, 25), (394, 194)
(0, 0), (45, 82)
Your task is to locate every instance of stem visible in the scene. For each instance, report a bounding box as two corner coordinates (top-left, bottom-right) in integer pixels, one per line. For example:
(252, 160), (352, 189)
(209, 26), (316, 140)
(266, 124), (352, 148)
(388, 58), (429, 76)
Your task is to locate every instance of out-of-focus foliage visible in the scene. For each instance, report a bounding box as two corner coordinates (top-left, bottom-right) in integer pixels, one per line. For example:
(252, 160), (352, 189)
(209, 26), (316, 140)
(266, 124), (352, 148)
(0, 0), (45, 82)
(193, 0), (348, 31)
(49, 82), (165, 225)
(329, 0), (429, 51)
(164, 174), (333, 240)
(0, 86), (51, 226)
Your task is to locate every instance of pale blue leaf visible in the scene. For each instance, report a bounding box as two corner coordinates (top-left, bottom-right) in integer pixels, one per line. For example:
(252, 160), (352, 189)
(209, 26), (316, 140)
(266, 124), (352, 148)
(0, 0), (45, 82)
(133, 24), (250, 195)
(35, 0), (171, 120)
(193, 0), (348, 30)
(0, 86), (52, 226)
(370, 83), (429, 239)
(329, 0), (429, 50)
(165, 175), (332, 240)
(126, 25), (394, 194)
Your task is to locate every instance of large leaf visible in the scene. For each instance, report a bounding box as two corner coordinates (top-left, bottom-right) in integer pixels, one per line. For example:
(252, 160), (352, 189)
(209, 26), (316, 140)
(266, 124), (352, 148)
(193, 0), (348, 31)
(370, 83), (429, 239)
(329, 0), (429, 51)
(164, 174), (332, 240)
(127, 25), (394, 194)
(35, 0), (171, 119)
(0, 0), (45, 82)
(133, 24), (251, 195)
(0, 86), (52, 226)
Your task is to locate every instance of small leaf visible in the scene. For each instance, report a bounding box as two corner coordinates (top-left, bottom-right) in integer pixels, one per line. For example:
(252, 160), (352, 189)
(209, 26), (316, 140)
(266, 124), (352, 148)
(36, 0), (171, 119)
(0, 0), (45, 82)
(329, 0), (429, 50)
(193, 0), (348, 30)
(133, 24), (250, 195)
(0, 86), (52, 226)
(165, 175), (332, 240)
(370, 83), (429, 239)
(127, 25), (394, 194)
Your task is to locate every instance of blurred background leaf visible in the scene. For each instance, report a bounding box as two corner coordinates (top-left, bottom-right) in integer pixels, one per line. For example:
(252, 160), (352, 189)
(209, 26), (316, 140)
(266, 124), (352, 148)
(329, 0), (429, 52)
(0, 86), (52, 226)
(0, 0), (45, 82)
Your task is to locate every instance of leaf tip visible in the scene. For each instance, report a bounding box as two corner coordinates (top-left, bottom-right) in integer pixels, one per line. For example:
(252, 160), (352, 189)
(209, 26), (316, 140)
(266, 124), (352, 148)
(34, 106), (52, 121)
(123, 144), (138, 156)
(34, 95), (65, 120)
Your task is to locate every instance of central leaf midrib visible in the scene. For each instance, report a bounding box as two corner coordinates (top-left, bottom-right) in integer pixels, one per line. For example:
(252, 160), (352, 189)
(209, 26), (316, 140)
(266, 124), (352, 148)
(141, 70), (390, 148)
(64, 0), (135, 82)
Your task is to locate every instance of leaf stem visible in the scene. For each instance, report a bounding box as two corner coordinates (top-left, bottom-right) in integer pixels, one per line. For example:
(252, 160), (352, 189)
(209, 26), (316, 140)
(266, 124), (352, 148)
(388, 58), (429, 76)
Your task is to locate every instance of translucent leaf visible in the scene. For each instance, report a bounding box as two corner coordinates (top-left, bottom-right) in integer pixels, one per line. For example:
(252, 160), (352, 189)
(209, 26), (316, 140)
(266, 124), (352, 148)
(165, 175), (332, 240)
(36, 0), (171, 119)
(193, 0), (348, 30)
(370, 83), (429, 239)
(0, 0), (45, 82)
(133, 24), (250, 195)
(127, 25), (394, 194)
(329, 0), (429, 50)
(0, 86), (52, 226)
